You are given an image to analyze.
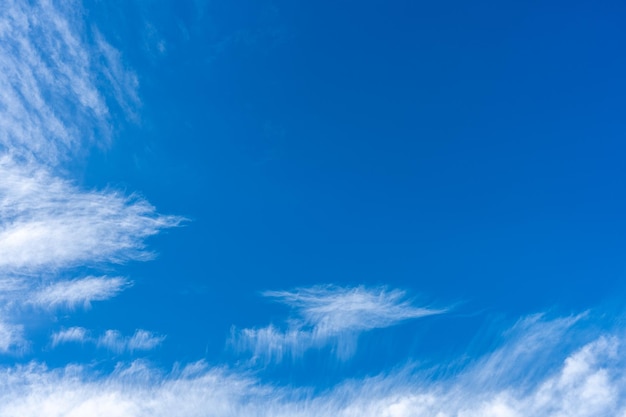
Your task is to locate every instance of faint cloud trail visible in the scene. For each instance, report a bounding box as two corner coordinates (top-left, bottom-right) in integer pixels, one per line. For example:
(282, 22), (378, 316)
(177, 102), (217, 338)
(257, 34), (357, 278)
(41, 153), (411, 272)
(2, 314), (625, 417)
(233, 285), (445, 362)
(0, 0), (181, 353)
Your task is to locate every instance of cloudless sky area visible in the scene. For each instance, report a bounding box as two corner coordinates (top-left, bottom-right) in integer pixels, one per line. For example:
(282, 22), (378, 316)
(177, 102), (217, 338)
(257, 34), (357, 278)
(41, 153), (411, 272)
(1, 0), (626, 415)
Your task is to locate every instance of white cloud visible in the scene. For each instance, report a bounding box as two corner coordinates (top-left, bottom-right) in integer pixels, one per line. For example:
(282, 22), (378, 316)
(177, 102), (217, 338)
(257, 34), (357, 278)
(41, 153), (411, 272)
(1, 315), (625, 417)
(97, 330), (165, 354)
(0, 320), (25, 354)
(93, 29), (141, 121)
(51, 328), (165, 354)
(51, 327), (88, 347)
(459, 313), (588, 390)
(0, 154), (180, 350)
(127, 330), (167, 352)
(0, 0), (182, 354)
(234, 285), (444, 361)
(32, 277), (130, 310)
(0, 159), (184, 275)
(0, 0), (136, 164)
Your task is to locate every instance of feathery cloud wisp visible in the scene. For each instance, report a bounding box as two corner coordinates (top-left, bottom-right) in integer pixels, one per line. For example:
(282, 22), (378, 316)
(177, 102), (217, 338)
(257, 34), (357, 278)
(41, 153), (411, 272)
(0, 159), (184, 275)
(50, 327), (88, 347)
(0, 0), (135, 164)
(51, 328), (165, 354)
(3, 314), (625, 417)
(0, 0), (181, 354)
(234, 285), (444, 361)
(0, 321), (25, 354)
(32, 277), (130, 310)
(97, 330), (166, 354)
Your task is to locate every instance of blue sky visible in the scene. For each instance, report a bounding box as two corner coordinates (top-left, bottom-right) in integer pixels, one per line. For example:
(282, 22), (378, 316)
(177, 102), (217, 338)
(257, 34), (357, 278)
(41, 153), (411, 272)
(1, 0), (626, 415)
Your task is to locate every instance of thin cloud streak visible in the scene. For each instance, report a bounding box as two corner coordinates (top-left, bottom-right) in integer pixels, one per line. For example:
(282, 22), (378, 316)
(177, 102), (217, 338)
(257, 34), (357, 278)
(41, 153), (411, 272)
(51, 328), (165, 354)
(50, 327), (88, 347)
(97, 330), (166, 354)
(234, 285), (444, 361)
(0, 321), (25, 354)
(93, 29), (141, 121)
(2, 315), (625, 417)
(31, 277), (130, 310)
(0, 0), (181, 353)
(0, 158), (184, 275)
(0, 0), (135, 164)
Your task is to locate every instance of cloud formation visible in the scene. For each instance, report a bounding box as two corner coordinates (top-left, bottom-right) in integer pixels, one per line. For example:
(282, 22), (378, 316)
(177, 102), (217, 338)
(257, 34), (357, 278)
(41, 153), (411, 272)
(0, 159), (183, 275)
(51, 328), (165, 353)
(0, 0), (131, 164)
(0, 3), (621, 416)
(97, 330), (166, 354)
(2, 315), (625, 417)
(0, 321), (25, 354)
(50, 327), (88, 347)
(0, 0), (182, 354)
(234, 285), (444, 361)
(32, 277), (130, 310)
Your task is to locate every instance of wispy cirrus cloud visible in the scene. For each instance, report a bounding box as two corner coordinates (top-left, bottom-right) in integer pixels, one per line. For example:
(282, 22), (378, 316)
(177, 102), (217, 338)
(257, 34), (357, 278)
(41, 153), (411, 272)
(31, 277), (130, 310)
(0, 0), (146, 226)
(0, 0), (132, 164)
(97, 330), (166, 354)
(233, 285), (444, 361)
(93, 30), (141, 121)
(0, 321), (25, 354)
(50, 327), (88, 347)
(0, 0), (181, 353)
(51, 328), (165, 354)
(3, 314), (625, 416)
(0, 159), (183, 275)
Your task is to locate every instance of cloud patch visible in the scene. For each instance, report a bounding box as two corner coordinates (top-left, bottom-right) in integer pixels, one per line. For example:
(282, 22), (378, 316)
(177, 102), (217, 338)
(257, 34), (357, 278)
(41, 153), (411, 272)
(0, 0), (135, 164)
(233, 285), (444, 361)
(51, 328), (165, 354)
(3, 315), (626, 417)
(31, 276), (130, 310)
(50, 327), (89, 347)
(0, 159), (184, 275)
(0, 321), (25, 354)
(0, 0), (182, 354)
(97, 330), (166, 354)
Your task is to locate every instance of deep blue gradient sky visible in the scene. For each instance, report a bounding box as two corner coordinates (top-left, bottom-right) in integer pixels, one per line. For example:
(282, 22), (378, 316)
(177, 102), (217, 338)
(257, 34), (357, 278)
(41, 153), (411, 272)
(1, 0), (626, 415)
(82, 0), (626, 376)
